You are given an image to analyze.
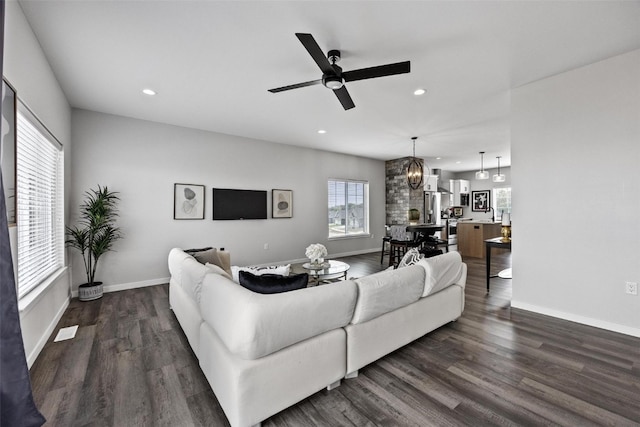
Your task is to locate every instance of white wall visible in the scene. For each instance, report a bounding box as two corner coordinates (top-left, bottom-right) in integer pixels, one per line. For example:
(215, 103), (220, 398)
(4, 1), (72, 366)
(70, 110), (385, 292)
(511, 49), (640, 336)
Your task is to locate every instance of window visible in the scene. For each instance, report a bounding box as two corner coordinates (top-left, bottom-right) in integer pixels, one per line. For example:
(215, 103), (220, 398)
(16, 103), (64, 299)
(493, 187), (511, 221)
(328, 179), (369, 238)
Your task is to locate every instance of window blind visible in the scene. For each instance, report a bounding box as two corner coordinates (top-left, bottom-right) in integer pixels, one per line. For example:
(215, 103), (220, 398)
(16, 105), (64, 299)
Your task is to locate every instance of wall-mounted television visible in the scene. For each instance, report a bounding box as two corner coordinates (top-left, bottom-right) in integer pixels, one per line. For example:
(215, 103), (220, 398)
(212, 188), (267, 220)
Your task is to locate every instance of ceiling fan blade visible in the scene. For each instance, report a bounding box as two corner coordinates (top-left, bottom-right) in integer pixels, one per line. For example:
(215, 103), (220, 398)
(333, 86), (355, 110)
(343, 61), (411, 82)
(296, 33), (335, 75)
(268, 79), (322, 93)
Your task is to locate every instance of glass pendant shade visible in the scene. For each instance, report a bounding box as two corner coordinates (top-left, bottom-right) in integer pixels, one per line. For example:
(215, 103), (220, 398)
(492, 155), (505, 182)
(407, 137), (423, 190)
(476, 151), (489, 180)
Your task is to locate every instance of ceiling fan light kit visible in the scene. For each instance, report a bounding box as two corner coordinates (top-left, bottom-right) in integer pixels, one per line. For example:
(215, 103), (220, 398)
(268, 33), (410, 110)
(475, 151), (489, 180)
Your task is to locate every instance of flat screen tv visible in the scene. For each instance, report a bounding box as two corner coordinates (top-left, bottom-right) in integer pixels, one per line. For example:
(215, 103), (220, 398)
(212, 188), (267, 220)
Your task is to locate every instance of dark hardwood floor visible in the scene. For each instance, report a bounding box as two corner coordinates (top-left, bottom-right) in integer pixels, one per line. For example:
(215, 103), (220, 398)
(30, 251), (640, 426)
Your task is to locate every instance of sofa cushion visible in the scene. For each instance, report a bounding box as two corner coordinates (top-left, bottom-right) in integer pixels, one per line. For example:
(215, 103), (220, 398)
(351, 265), (425, 324)
(168, 248), (194, 286)
(181, 255), (211, 304)
(205, 262), (232, 281)
(417, 251), (464, 297)
(231, 264), (291, 283)
(200, 274), (358, 359)
(239, 271), (308, 294)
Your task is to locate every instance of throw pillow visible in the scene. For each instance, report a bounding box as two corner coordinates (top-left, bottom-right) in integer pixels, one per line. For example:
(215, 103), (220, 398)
(397, 247), (424, 269)
(231, 264), (291, 283)
(184, 247), (213, 254)
(238, 271), (309, 294)
(188, 248), (231, 273)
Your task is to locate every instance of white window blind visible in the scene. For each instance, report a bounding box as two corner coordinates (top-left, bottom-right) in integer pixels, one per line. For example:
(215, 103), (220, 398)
(16, 105), (64, 299)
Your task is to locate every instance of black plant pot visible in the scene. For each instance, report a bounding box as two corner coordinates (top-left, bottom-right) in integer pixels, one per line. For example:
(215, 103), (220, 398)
(78, 282), (103, 301)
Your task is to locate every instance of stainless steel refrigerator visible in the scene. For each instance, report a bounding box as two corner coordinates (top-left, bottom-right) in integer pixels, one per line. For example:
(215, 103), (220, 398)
(424, 192), (442, 226)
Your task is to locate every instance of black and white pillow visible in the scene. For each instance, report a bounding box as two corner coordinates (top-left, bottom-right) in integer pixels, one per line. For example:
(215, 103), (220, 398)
(231, 264), (291, 283)
(238, 271), (308, 294)
(397, 248), (424, 269)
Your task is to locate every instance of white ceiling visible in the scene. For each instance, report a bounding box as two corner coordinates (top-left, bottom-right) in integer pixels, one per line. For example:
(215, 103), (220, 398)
(18, 0), (640, 171)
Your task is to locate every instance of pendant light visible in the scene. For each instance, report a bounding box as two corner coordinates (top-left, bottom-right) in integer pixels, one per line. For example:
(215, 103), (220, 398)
(407, 137), (424, 190)
(493, 156), (506, 182)
(475, 151), (489, 180)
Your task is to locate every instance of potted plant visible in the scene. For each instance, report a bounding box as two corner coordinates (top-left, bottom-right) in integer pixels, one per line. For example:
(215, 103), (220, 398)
(408, 208), (420, 224)
(66, 185), (122, 301)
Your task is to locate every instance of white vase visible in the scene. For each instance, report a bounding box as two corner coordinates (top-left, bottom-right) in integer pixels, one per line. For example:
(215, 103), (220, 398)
(311, 257), (324, 266)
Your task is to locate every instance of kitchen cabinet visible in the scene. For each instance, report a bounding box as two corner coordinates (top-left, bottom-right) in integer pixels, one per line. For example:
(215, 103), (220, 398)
(452, 179), (470, 206)
(424, 175), (438, 192)
(457, 221), (501, 258)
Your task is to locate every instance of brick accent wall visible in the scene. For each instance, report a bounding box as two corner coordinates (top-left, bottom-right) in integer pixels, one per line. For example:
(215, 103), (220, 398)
(385, 157), (424, 225)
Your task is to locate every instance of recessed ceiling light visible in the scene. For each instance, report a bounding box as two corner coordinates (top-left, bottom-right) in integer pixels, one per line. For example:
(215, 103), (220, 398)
(317, 129), (326, 134)
(456, 161), (462, 164)
(142, 88), (156, 96)
(413, 88), (426, 96)
(436, 157), (442, 160)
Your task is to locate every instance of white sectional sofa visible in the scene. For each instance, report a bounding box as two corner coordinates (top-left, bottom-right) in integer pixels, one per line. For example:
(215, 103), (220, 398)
(168, 248), (467, 427)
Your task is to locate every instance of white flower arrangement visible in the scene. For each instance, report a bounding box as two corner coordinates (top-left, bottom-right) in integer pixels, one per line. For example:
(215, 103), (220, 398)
(305, 243), (328, 261)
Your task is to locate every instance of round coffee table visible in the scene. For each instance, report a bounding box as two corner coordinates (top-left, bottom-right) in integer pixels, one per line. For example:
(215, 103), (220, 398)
(302, 260), (350, 285)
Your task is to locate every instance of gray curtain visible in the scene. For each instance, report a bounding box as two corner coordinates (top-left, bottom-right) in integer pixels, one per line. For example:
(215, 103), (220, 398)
(0, 0), (46, 423)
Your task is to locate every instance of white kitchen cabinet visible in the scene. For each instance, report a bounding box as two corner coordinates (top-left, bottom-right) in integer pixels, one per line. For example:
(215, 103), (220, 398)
(424, 175), (438, 192)
(452, 179), (470, 206)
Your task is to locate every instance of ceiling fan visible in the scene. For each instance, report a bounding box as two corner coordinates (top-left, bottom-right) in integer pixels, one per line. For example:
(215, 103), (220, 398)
(268, 33), (411, 110)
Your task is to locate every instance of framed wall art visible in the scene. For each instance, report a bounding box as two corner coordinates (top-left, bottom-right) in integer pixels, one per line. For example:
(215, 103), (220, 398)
(1, 79), (16, 225)
(272, 189), (292, 218)
(472, 190), (490, 212)
(174, 183), (205, 219)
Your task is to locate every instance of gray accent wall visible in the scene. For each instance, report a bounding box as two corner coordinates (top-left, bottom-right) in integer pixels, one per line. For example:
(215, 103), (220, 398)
(385, 157), (424, 225)
(69, 110), (386, 293)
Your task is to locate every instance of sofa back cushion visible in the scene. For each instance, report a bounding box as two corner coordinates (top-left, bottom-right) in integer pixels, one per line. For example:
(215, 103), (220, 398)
(351, 265), (425, 324)
(238, 271), (308, 294)
(417, 251), (464, 297)
(200, 274), (358, 360)
(169, 248), (231, 304)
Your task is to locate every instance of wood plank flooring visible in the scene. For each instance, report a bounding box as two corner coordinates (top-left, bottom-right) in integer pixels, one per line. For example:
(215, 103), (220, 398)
(29, 251), (640, 426)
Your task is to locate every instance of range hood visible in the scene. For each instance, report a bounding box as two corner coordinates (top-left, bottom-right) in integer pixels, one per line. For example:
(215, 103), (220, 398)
(431, 168), (451, 194)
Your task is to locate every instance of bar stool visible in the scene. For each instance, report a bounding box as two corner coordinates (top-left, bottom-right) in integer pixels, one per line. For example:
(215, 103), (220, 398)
(388, 239), (422, 268)
(380, 236), (391, 264)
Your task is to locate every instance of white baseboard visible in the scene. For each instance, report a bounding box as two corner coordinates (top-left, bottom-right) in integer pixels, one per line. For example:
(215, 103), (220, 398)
(27, 297), (69, 368)
(511, 300), (640, 338)
(70, 277), (170, 297)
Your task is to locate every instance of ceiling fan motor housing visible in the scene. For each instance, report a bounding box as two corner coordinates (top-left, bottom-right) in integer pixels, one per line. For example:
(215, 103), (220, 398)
(323, 69), (344, 90)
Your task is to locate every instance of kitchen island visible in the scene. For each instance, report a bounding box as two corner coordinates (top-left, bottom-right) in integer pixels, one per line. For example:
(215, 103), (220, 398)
(457, 221), (502, 258)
